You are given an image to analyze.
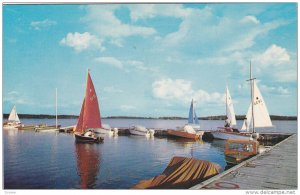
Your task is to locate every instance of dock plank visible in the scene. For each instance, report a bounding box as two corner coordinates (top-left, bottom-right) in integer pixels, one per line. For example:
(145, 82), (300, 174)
(191, 134), (297, 190)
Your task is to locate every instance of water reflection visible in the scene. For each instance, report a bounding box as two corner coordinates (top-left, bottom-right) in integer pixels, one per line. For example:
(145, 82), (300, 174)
(210, 139), (226, 151)
(75, 143), (101, 189)
(4, 129), (19, 137)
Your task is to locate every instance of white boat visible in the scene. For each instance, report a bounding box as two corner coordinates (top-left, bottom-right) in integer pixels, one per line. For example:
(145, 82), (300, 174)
(129, 125), (155, 137)
(211, 85), (251, 140)
(3, 105), (23, 130)
(187, 99), (201, 130)
(211, 63), (272, 140)
(210, 130), (252, 140)
(94, 124), (118, 136)
(36, 88), (60, 132)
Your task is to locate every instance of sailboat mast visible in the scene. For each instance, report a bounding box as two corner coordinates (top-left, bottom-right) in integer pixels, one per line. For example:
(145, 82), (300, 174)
(226, 85), (228, 120)
(250, 62), (255, 133)
(56, 88), (58, 128)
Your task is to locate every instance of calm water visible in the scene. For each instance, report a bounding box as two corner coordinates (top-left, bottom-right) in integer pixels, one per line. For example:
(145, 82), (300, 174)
(3, 119), (297, 189)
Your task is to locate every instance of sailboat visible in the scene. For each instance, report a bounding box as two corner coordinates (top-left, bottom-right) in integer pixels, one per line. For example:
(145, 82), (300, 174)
(187, 99), (200, 130)
(225, 85), (237, 129)
(167, 99), (204, 139)
(211, 63), (272, 140)
(74, 70), (104, 143)
(3, 105), (22, 130)
(35, 88), (61, 132)
(240, 79), (273, 135)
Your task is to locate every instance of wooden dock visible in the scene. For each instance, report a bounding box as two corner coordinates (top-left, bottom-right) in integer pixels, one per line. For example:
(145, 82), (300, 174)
(190, 134), (297, 190)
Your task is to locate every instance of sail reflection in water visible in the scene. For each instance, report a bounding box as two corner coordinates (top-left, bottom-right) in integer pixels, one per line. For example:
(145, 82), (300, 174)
(75, 143), (101, 189)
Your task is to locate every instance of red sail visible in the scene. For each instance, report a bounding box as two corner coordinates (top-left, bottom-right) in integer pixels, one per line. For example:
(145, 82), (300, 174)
(74, 99), (85, 134)
(75, 71), (102, 134)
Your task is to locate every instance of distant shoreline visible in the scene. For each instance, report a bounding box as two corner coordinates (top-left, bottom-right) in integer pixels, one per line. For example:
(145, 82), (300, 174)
(2, 114), (297, 120)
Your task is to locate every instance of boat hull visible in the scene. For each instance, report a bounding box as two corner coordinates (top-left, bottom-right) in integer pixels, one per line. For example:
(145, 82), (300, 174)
(129, 129), (150, 136)
(35, 125), (61, 132)
(94, 128), (115, 136)
(167, 130), (200, 139)
(211, 131), (251, 140)
(75, 133), (104, 143)
(225, 154), (247, 165)
(3, 126), (19, 130)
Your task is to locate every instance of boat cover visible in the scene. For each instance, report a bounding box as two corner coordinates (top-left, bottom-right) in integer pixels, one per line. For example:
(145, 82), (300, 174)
(183, 125), (196, 134)
(132, 156), (221, 189)
(133, 125), (148, 132)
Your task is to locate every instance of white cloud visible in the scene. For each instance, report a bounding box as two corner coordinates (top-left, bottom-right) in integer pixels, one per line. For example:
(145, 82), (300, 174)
(60, 32), (104, 52)
(4, 91), (31, 105)
(94, 57), (123, 69)
(159, 6), (287, 54)
(127, 60), (158, 73)
(81, 5), (156, 38)
(110, 39), (124, 47)
(241, 15), (260, 24)
(254, 44), (290, 67)
(30, 19), (56, 30)
(251, 44), (296, 82)
(128, 4), (191, 21)
(152, 78), (223, 104)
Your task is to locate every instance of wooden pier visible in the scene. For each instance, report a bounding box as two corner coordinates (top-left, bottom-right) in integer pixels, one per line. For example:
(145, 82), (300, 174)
(190, 134), (297, 190)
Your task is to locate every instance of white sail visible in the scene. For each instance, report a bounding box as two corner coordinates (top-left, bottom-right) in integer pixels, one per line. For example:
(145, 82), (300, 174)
(241, 80), (272, 131)
(8, 105), (21, 124)
(226, 86), (236, 126)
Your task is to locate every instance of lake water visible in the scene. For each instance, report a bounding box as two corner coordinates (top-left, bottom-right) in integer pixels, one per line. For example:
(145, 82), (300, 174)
(3, 119), (297, 189)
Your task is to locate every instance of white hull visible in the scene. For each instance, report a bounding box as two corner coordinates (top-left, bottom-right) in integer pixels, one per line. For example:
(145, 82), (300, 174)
(3, 126), (19, 130)
(211, 131), (251, 141)
(130, 129), (149, 136)
(94, 128), (118, 136)
(36, 128), (59, 132)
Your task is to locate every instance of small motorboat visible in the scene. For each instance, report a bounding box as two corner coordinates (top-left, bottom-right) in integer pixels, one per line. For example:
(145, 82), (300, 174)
(132, 156), (221, 189)
(93, 124), (118, 136)
(167, 125), (204, 140)
(129, 125), (155, 137)
(224, 139), (259, 165)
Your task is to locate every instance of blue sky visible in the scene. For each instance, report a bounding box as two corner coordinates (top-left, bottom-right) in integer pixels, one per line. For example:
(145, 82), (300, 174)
(3, 3), (297, 117)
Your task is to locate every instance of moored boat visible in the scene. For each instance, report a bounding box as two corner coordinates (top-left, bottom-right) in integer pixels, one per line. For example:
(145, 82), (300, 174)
(211, 63), (272, 140)
(132, 156), (221, 189)
(93, 123), (118, 136)
(224, 139), (259, 165)
(73, 69), (104, 143)
(129, 125), (155, 137)
(3, 105), (22, 130)
(168, 125), (204, 139)
(35, 124), (61, 132)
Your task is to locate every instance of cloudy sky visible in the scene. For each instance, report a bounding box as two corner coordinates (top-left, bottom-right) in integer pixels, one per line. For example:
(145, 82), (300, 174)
(3, 3), (297, 117)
